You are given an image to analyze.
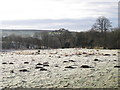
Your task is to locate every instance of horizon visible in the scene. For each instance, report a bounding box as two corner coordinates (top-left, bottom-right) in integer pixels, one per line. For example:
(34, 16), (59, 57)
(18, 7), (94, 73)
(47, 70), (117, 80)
(0, 28), (84, 32)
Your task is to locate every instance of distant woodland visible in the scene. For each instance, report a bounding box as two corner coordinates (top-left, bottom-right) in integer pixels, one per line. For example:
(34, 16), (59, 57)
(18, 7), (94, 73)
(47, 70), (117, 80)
(2, 16), (120, 49)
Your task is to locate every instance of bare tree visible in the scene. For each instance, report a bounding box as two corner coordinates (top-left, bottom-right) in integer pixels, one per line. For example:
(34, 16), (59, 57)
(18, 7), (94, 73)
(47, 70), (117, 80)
(52, 28), (76, 48)
(92, 16), (112, 32)
(41, 32), (49, 48)
(52, 28), (70, 48)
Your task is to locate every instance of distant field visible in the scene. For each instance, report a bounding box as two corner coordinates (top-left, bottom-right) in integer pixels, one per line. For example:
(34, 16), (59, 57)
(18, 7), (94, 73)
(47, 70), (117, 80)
(1, 29), (52, 37)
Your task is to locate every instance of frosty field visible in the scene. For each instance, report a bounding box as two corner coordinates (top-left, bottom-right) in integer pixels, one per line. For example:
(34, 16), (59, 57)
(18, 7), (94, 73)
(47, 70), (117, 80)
(0, 48), (119, 89)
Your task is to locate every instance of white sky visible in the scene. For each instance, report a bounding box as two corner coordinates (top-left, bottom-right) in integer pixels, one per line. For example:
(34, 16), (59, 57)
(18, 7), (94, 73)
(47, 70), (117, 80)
(0, 0), (118, 20)
(0, 0), (119, 30)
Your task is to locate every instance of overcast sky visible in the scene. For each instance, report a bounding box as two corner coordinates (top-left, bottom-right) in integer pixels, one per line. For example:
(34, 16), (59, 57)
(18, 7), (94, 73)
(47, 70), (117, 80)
(0, 0), (119, 31)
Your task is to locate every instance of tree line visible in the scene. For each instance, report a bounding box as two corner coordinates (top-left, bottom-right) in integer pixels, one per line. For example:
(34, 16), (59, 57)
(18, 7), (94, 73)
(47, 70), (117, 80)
(2, 16), (120, 49)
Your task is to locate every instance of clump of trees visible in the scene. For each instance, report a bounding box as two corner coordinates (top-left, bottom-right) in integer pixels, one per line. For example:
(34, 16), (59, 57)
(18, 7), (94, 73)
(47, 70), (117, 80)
(76, 28), (120, 49)
(76, 16), (119, 49)
(2, 35), (41, 49)
(2, 16), (120, 49)
(34, 28), (77, 49)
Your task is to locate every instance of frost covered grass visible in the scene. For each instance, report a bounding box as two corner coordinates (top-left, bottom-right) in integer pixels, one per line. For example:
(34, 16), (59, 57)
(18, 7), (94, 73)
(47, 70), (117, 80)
(0, 48), (119, 88)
